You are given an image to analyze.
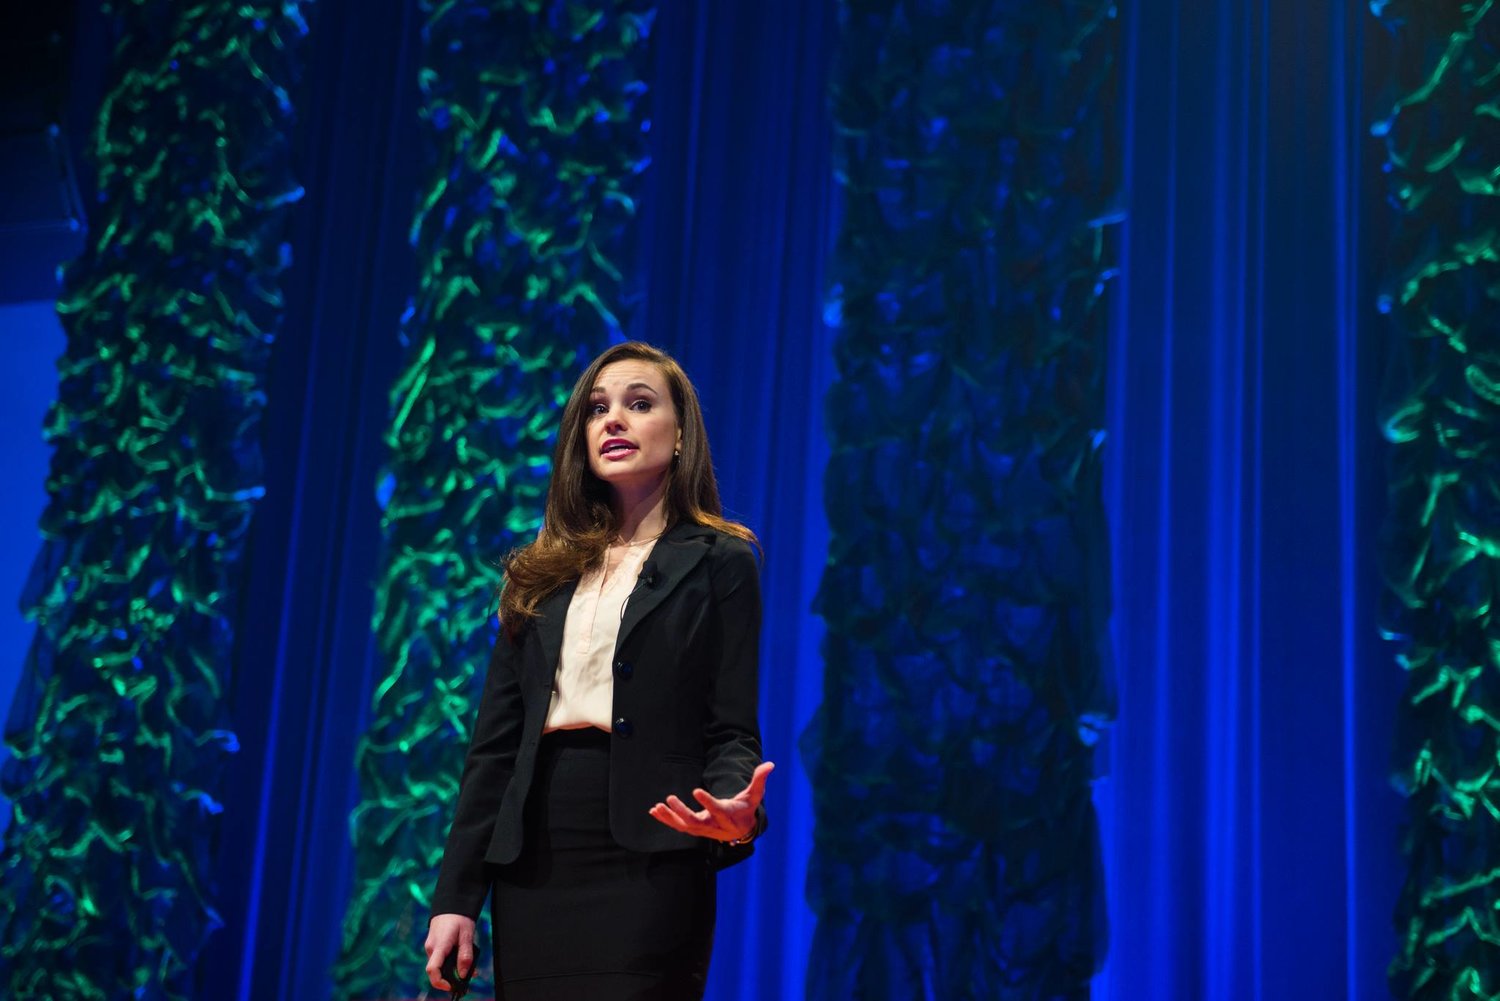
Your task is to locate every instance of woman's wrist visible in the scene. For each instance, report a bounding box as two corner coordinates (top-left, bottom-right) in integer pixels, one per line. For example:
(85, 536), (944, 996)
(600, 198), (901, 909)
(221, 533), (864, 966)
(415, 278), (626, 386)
(724, 814), (760, 846)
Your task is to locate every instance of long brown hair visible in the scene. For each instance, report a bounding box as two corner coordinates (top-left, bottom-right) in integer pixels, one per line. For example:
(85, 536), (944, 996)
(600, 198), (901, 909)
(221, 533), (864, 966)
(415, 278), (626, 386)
(499, 341), (757, 635)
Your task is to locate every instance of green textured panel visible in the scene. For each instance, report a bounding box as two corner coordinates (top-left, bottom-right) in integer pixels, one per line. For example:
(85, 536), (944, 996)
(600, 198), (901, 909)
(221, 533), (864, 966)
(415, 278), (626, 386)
(331, 3), (653, 997)
(0, 2), (308, 999)
(1378, 1), (1500, 998)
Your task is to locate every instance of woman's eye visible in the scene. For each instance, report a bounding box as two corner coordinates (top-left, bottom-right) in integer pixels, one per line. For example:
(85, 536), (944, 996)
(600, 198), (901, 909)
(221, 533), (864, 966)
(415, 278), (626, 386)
(629, 399), (651, 412)
(589, 402), (607, 416)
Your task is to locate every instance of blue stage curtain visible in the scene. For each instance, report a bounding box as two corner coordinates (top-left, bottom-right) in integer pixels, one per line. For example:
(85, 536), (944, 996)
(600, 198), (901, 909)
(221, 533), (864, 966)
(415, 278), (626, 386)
(1095, 1), (1406, 998)
(635, 5), (837, 997)
(199, 1), (425, 997)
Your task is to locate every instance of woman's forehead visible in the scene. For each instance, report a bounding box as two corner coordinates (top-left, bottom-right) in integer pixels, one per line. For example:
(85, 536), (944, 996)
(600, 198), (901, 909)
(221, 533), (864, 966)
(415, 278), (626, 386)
(592, 359), (666, 392)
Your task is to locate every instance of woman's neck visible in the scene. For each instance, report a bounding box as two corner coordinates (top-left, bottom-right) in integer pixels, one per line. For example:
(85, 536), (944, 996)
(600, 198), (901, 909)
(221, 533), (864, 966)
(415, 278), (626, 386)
(611, 477), (670, 545)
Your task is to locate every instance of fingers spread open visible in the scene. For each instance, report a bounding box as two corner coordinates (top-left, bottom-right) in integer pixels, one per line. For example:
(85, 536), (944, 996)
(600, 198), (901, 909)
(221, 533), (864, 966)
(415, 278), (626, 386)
(691, 788), (736, 823)
(664, 794), (707, 824)
(648, 772), (774, 841)
(649, 802), (693, 834)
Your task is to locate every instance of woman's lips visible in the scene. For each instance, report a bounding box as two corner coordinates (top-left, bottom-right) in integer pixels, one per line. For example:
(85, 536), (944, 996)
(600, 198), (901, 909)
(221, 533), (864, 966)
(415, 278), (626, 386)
(600, 439), (638, 460)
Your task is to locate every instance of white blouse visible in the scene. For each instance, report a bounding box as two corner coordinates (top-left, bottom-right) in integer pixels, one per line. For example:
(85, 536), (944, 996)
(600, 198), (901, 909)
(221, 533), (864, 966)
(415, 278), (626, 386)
(543, 540), (657, 732)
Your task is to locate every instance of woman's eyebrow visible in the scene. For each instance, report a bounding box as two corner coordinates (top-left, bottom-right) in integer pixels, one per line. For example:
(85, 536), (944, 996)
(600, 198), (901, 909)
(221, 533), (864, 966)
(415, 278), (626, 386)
(591, 382), (660, 395)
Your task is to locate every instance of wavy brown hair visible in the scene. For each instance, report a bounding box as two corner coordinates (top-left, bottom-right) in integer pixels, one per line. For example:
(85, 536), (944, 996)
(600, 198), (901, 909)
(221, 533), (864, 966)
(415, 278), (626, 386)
(499, 341), (757, 635)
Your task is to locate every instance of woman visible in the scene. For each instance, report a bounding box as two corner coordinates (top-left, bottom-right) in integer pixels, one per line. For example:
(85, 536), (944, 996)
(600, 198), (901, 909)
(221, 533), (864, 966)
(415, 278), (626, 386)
(424, 342), (774, 1000)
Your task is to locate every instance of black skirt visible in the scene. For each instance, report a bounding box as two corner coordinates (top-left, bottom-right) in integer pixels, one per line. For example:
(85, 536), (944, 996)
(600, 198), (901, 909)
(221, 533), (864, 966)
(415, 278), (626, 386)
(490, 727), (716, 1001)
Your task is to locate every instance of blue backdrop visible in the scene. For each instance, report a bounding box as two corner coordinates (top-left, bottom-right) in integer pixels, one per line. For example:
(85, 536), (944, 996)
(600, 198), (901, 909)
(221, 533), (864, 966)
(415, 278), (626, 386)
(1097, 1), (1404, 998)
(0, 0), (1417, 998)
(0, 302), (65, 840)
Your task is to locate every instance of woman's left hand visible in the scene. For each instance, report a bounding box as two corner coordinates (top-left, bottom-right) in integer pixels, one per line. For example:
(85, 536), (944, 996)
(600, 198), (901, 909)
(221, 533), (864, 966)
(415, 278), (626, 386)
(649, 761), (775, 843)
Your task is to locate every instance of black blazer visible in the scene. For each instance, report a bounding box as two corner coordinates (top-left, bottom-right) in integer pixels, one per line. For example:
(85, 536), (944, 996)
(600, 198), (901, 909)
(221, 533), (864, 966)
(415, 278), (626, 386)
(431, 521), (766, 919)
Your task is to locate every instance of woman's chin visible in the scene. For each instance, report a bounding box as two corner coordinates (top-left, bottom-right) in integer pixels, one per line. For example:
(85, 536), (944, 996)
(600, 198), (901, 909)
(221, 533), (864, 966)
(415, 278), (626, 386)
(591, 463), (669, 491)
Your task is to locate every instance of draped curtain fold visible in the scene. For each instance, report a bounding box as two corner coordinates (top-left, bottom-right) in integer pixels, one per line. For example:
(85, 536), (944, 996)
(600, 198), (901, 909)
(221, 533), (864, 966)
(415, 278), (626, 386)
(635, 5), (836, 996)
(1097, 1), (1406, 998)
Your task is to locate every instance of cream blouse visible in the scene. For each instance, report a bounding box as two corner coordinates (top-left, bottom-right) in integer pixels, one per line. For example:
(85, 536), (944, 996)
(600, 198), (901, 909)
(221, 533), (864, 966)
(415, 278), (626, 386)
(543, 539), (657, 732)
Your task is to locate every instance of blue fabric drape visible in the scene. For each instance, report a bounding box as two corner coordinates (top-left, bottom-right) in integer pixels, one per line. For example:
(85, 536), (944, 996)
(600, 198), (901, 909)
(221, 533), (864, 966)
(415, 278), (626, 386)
(200, 1), (423, 997)
(0, 303), (63, 838)
(639, 5), (836, 997)
(1096, 1), (1404, 998)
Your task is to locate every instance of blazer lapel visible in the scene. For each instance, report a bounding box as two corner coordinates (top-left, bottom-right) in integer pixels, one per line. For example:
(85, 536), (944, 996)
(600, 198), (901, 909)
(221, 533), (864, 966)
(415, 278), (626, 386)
(616, 521), (714, 651)
(532, 579), (578, 681)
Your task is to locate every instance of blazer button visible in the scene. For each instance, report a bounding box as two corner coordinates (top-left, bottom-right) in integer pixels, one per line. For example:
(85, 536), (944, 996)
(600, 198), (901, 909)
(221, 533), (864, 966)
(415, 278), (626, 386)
(613, 659), (634, 680)
(613, 717), (634, 738)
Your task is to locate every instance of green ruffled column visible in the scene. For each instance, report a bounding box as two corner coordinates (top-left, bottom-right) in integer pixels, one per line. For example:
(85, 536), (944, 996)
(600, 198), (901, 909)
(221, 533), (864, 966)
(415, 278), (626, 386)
(804, 2), (1121, 997)
(0, 3), (309, 998)
(331, 3), (654, 997)
(1378, 1), (1500, 997)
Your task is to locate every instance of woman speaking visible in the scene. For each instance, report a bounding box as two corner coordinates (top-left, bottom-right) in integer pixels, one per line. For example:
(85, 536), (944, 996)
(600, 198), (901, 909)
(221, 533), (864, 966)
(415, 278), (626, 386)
(424, 342), (773, 1000)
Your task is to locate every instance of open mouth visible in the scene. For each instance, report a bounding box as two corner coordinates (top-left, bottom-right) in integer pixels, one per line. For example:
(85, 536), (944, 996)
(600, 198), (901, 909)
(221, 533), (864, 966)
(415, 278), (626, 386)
(601, 439), (638, 456)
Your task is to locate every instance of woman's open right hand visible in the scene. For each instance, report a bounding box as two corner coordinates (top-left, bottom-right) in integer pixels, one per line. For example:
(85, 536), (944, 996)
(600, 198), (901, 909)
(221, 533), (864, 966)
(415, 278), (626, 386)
(424, 913), (477, 992)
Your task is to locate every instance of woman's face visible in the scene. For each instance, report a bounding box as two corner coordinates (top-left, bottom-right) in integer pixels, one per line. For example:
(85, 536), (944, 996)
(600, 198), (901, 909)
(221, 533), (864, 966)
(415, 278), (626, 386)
(585, 359), (682, 494)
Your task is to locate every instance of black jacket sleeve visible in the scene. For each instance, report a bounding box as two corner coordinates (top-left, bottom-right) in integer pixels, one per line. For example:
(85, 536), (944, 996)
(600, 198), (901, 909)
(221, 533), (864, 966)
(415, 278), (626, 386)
(430, 623), (524, 919)
(701, 539), (768, 849)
